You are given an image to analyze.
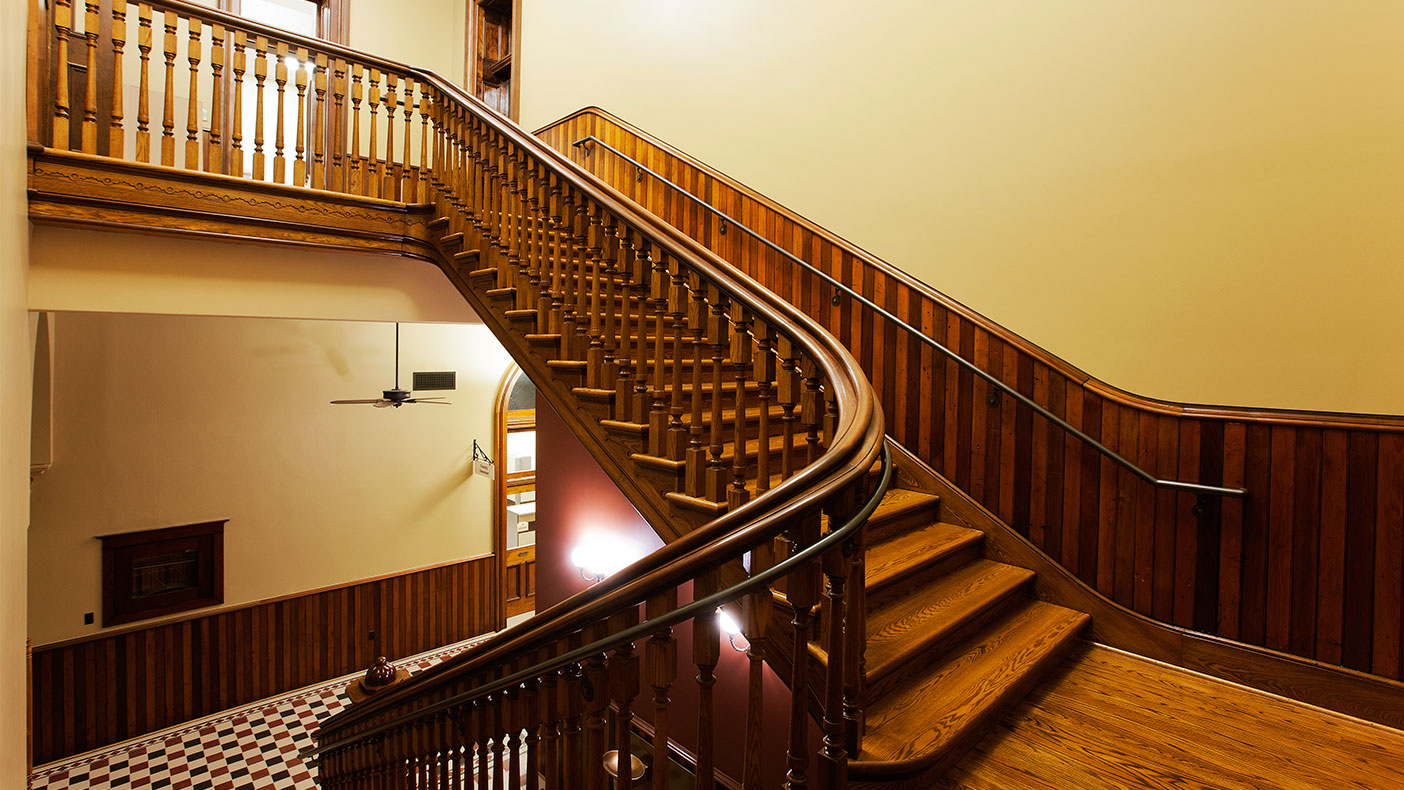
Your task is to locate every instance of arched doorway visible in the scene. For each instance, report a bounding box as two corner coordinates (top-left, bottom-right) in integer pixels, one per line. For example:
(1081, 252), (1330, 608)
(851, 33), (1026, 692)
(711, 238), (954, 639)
(494, 365), (536, 624)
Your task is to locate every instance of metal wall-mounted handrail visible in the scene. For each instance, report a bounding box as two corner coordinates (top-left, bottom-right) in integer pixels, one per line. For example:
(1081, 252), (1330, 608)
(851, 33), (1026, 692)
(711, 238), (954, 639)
(573, 135), (1247, 500)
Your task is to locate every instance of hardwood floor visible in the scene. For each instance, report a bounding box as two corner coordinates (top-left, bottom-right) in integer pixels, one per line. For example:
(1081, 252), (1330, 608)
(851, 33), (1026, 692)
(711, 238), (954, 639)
(932, 645), (1404, 789)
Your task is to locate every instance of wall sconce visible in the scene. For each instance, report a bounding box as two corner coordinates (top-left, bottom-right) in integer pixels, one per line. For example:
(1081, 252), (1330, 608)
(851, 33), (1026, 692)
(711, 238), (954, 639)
(570, 536), (639, 583)
(716, 606), (749, 653)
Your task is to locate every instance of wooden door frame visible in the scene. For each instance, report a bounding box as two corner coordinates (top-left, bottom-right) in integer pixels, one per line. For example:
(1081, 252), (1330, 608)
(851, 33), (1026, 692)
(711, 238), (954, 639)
(492, 363), (534, 627)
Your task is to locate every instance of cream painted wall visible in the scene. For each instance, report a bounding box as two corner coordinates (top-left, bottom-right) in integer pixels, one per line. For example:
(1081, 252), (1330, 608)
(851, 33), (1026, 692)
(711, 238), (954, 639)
(28, 313), (514, 645)
(0, 0), (29, 775)
(350, 0), (466, 86)
(29, 227), (478, 324)
(519, 0), (1404, 415)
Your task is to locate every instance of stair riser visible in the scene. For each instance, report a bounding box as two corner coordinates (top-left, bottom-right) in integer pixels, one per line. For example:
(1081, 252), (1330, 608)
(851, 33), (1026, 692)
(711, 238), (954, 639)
(865, 541), (982, 609)
(865, 503), (944, 545)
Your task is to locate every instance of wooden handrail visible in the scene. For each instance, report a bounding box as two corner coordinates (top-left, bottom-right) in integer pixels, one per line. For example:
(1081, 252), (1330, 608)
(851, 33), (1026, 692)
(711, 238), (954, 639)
(27, 4), (887, 785)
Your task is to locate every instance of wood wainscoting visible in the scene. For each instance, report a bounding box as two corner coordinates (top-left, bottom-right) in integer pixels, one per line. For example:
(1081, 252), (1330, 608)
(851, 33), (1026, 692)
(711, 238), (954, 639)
(537, 108), (1404, 683)
(31, 554), (497, 766)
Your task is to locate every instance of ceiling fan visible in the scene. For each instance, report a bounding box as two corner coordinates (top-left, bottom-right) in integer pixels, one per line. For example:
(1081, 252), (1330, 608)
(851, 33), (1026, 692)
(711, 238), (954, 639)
(330, 323), (451, 409)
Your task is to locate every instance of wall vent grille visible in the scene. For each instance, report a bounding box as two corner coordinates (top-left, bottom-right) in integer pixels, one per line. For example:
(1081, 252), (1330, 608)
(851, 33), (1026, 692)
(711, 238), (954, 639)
(413, 371), (457, 391)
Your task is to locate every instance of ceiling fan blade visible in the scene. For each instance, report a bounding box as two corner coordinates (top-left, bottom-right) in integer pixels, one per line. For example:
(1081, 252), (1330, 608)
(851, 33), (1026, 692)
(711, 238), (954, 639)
(330, 399), (385, 405)
(373, 400), (394, 408)
(406, 399), (452, 405)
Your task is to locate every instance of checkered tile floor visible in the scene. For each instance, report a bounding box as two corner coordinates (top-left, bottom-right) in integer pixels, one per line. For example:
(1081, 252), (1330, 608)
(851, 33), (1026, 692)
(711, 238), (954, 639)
(31, 634), (496, 790)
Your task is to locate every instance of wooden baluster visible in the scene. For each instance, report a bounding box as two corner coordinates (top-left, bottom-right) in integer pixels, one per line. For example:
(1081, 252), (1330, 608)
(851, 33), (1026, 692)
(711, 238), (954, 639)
(599, 218), (623, 386)
(802, 358), (823, 465)
(778, 338), (801, 481)
(646, 251), (670, 456)
(135, 4), (152, 161)
(515, 151), (534, 309)
(418, 94), (430, 202)
(292, 47), (308, 185)
(382, 73), (397, 198)
(348, 63), (363, 193)
(311, 53), (327, 188)
(611, 228), (639, 421)
(685, 274), (709, 496)
(742, 541), (776, 790)
(184, 17), (201, 170)
(81, 0), (99, 152)
(729, 303), (754, 509)
(754, 321), (776, 493)
(705, 287), (730, 502)
(844, 521), (867, 756)
(611, 634), (640, 790)
(502, 141), (520, 283)
(528, 164), (549, 321)
(785, 512), (822, 790)
(229, 32), (246, 176)
(524, 671), (541, 790)
(584, 209), (607, 386)
(646, 591), (678, 790)
(366, 68), (381, 198)
(547, 174), (568, 336)
(402, 77), (415, 200)
(505, 679), (523, 790)
(694, 570), (721, 790)
(250, 36), (267, 179)
(818, 497), (854, 790)
(583, 649), (610, 790)
(330, 58), (346, 191)
(562, 663), (585, 790)
(109, 0), (127, 157)
(475, 696), (491, 790)
(541, 668), (562, 790)
(52, 0), (72, 148)
(159, 10), (176, 165)
(665, 261), (689, 459)
(556, 187), (580, 357)
(207, 24), (224, 173)
(273, 42), (288, 182)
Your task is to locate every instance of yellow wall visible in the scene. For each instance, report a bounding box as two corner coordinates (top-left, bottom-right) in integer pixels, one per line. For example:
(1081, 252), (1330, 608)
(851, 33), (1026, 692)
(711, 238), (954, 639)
(29, 227), (478, 323)
(1, 0), (30, 775)
(519, 0), (1404, 415)
(350, 0), (465, 86)
(28, 314), (514, 645)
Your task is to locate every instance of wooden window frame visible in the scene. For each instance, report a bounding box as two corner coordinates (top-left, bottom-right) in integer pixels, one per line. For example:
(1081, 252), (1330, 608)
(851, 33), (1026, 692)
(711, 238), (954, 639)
(223, 0), (348, 43)
(100, 520), (227, 627)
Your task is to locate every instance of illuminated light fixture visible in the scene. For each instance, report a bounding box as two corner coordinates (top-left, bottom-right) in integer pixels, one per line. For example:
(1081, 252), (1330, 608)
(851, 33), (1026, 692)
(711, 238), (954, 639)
(716, 606), (750, 652)
(570, 537), (636, 583)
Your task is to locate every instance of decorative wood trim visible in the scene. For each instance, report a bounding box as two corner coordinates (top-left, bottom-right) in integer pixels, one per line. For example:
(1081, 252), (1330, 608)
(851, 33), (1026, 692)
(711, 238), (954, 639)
(31, 553), (499, 765)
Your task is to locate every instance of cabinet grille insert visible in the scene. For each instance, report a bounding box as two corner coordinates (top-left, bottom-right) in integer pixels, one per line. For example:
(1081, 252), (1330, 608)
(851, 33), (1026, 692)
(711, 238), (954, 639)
(413, 371), (457, 391)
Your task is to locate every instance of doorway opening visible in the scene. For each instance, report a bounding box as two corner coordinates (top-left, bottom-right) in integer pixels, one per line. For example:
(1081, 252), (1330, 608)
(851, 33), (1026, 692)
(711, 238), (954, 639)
(495, 365), (536, 625)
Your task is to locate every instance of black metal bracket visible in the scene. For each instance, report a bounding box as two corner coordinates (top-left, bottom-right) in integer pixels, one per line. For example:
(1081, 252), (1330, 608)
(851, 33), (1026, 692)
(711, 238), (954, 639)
(1192, 494), (1210, 519)
(472, 438), (494, 465)
(831, 288), (842, 306)
(987, 390), (1001, 407)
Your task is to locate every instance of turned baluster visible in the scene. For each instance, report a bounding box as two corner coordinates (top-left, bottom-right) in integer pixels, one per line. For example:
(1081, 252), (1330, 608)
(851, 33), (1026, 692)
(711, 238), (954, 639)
(418, 95), (430, 202)
(81, 0), (99, 152)
(159, 11), (176, 165)
(583, 649), (610, 790)
(474, 696), (491, 790)
(292, 47), (309, 185)
(382, 73), (398, 198)
(584, 208), (608, 387)
(402, 77), (415, 200)
(505, 680), (523, 790)
(52, 0), (72, 148)
(802, 358), (823, 465)
(109, 0), (127, 157)
(135, 4), (152, 161)
(610, 634), (640, 790)
(684, 274), (710, 497)
(844, 513), (867, 756)
(524, 673), (542, 790)
(330, 59), (346, 191)
(527, 163), (550, 321)
(729, 303), (754, 509)
(184, 17), (201, 169)
(250, 36), (267, 178)
(743, 539), (776, 790)
(272, 42), (288, 182)
(694, 570), (722, 790)
(348, 63), (363, 193)
(705, 287), (730, 502)
(505, 144), (525, 285)
(610, 228), (640, 421)
(645, 591), (678, 790)
(785, 512), (822, 790)
(547, 174), (568, 336)
(541, 668), (562, 789)
(368, 68), (385, 198)
(229, 32), (246, 176)
(311, 53), (327, 188)
(515, 151), (535, 309)
(818, 498), (855, 790)
(628, 237), (654, 422)
(753, 321), (777, 494)
(599, 219), (625, 388)
(562, 663), (586, 790)
(645, 251), (671, 457)
(777, 338), (801, 481)
(556, 187), (581, 358)
(664, 261), (690, 460)
(206, 24), (226, 173)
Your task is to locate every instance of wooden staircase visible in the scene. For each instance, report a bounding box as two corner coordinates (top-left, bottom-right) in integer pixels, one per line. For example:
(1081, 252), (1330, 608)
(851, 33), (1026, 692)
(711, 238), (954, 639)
(768, 462), (1091, 788)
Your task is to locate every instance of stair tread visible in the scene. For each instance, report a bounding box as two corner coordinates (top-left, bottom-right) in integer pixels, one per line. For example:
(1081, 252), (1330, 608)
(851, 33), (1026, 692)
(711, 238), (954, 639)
(857, 601), (1090, 767)
(864, 559), (1035, 681)
(865, 522), (984, 591)
(866, 488), (941, 525)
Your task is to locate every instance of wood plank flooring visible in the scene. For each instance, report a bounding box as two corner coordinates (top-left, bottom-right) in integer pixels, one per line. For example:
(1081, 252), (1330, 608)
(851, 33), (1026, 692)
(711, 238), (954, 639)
(931, 645), (1404, 789)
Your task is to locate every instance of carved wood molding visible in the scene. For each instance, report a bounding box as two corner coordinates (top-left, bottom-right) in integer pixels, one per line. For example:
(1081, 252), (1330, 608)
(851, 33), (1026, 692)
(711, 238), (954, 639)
(27, 147), (438, 259)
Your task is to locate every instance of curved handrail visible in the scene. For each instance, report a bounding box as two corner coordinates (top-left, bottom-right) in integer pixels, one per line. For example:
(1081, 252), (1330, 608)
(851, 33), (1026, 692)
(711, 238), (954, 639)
(309, 442), (893, 759)
(570, 134), (1247, 500)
